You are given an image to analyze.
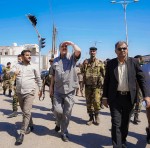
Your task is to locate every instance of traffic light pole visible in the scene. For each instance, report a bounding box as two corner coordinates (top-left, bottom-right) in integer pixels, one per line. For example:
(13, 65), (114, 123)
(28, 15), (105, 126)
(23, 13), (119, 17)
(32, 25), (42, 71)
(26, 14), (42, 71)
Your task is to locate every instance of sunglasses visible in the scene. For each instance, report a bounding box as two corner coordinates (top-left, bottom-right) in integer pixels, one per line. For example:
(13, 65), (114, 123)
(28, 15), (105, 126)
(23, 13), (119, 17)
(117, 47), (127, 51)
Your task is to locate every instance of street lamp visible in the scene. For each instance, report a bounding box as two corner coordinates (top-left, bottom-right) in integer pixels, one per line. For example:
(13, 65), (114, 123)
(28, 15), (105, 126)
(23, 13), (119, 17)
(26, 14), (46, 71)
(90, 41), (102, 47)
(111, 0), (139, 45)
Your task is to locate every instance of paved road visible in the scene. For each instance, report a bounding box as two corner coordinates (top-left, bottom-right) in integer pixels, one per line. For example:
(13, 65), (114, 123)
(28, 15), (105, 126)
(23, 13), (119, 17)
(0, 86), (149, 148)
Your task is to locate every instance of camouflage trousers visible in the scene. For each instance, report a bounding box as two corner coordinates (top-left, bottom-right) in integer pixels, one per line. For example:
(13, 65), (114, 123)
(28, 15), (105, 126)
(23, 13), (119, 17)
(85, 87), (102, 113)
(3, 79), (12, 92)
(13, 90), (18, 111)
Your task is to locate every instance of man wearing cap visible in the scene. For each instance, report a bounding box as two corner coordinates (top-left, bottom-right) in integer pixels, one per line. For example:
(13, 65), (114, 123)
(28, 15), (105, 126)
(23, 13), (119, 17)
(2, 62), (13, 97)
(49, 41), (81, 142)
(81, 47), (105, 125)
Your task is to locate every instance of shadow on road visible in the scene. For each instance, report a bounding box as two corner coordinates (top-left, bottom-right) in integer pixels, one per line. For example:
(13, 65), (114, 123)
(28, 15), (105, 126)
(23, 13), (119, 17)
(0, 122), (18, 138)
(128, 131), (147, 148)
(32, 112), (55, 121)
(100, 111), (111, 116)
(75, 102), (86, 106)
(69, 133), (112, 148)
(71, 115), (87, 125)
(0, 109), (14, 115)
(32, 104), (51, 111)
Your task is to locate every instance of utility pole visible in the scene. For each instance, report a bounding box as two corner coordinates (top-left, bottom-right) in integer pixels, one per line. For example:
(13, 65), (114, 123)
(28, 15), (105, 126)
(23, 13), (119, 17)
(111, 0), (139, 45)
(52, 24), (57, 58)
(90, 41), (102, 47)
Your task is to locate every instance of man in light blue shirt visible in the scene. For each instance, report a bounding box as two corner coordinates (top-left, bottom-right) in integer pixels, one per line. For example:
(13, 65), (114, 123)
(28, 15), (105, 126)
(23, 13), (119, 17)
(50, 41), (81, 142)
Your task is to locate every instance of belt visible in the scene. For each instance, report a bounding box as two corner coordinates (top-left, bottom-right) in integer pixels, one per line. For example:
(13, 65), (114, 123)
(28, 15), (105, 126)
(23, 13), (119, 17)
(117, 91), (130, 95)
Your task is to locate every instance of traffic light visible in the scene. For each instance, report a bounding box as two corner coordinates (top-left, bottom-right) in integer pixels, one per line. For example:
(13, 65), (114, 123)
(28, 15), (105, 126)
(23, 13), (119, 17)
(27, 14), (37, 26)
(39, 38), (46, 48)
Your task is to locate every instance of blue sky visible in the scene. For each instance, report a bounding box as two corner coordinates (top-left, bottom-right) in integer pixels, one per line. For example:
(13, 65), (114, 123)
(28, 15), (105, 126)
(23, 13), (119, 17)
(0, 0), (150, 61)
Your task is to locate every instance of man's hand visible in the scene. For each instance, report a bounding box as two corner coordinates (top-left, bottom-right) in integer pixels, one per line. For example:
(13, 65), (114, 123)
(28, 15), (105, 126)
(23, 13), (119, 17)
(102, 99), (109, 108)
(15, 69), (20, 75)
(49, 86), (54, 97)
(61, 41), (74, 46)
(144, 97), (150, 108)
(38, 90), (42, 98)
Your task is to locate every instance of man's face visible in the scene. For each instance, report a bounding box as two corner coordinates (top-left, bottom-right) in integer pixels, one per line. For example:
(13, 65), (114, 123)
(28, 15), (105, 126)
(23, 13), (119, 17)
(7, 64), (11, 68)
(22, 52), (31, 63)
(89, 50), (97, 58)
(49, 60), (53, 66)
(115, 43), (128, 58)
(60, 44), (68, 56)
(18, 57), (22, 63)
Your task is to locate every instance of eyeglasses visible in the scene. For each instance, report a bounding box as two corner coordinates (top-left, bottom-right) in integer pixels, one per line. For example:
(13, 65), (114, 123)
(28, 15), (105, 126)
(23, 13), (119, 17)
(117, 47), (127, 51)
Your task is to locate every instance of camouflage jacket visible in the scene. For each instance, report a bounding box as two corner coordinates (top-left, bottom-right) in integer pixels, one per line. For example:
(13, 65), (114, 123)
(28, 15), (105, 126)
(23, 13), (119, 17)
(81, 58), (105, 88)
(2, 67), (12, 80)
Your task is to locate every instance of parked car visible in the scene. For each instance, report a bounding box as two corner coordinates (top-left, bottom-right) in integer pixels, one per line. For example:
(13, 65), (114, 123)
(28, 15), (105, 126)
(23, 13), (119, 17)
(0, 64), (4, 83)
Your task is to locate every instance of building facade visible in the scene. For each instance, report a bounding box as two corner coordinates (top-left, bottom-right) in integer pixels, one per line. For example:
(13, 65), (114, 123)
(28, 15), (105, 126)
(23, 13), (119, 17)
(0, 43), (39, 56)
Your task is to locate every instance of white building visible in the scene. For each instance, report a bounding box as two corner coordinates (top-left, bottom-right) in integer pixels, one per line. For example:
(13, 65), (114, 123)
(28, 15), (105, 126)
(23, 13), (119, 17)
(0, 43), (39, 56)
(0, 43), (59, 70)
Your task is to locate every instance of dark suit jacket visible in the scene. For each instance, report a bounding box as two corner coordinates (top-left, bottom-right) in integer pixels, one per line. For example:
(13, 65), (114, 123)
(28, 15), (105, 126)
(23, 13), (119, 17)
(102, 57), (148, 104)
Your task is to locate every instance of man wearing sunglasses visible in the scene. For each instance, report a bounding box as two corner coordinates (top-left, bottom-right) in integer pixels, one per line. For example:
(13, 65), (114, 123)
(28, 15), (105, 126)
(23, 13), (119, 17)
(102, 41), (150, 148)
(49, 41), (81, 142)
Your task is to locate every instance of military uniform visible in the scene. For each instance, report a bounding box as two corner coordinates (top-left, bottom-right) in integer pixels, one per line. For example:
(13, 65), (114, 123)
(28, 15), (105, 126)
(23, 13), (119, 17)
(82, 58), (105, 125)
(2, 66), (13, 96)
(8, 79), (19, 118)
(75, 65), (84, 96)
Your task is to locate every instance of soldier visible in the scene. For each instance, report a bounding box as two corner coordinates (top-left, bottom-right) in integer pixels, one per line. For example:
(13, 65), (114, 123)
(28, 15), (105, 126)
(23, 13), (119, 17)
(75, 63), (84, 97)
(132, 55), (144, 124)
(2, 62), (13, 97)
(8, 54), (22, 118)
(82, 47), (105, 125)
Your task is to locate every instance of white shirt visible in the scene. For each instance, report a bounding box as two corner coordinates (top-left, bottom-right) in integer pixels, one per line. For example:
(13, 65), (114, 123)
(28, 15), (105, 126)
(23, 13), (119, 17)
(11, 62), (42, 94)
(117, 61), (129, 91)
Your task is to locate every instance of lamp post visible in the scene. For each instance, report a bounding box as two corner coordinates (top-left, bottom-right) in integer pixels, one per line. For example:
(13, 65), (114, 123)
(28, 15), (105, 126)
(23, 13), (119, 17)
(111, 0), (139, 45)
(90, 41), (102, 47)
(26, 14), (46, 71)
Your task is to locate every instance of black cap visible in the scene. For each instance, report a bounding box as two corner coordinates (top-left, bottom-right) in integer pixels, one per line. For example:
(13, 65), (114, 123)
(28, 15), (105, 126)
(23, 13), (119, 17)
(7, 62), (11, 65)
(90, 47), (97, 50)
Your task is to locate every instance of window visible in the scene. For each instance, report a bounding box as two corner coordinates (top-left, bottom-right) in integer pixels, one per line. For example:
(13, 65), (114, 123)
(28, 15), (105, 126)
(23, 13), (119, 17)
(5, 52), (8, 55)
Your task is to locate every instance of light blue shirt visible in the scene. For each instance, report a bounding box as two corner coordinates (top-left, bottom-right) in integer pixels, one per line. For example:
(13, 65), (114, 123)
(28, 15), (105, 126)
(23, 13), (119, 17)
(50, 53), (79, 94)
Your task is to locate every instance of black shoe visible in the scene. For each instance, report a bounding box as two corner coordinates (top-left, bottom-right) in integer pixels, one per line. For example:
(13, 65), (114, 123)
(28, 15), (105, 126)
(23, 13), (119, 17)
(29, 126), (34, 131)
(61, 134), (69, 142)
(8, 111), (18, 118)
(122, 142), (127, 148)
(25, 126), (34, 134)
(55, 125), (60, 132)
(15, 134), (24, 145)
(146, 128), (150, 144)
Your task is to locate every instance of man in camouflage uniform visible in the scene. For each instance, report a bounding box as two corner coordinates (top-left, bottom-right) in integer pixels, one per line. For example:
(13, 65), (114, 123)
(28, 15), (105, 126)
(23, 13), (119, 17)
(132, 55), (144, 124)
(8, 54), (22, 118)
(75, 63), (84, 97)
(82, 47), (105, 125)
(3, 62), (13, 97)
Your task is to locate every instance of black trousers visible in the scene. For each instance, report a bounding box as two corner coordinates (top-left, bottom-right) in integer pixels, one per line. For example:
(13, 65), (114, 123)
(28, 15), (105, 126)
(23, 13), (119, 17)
(109, 93), (134, 148)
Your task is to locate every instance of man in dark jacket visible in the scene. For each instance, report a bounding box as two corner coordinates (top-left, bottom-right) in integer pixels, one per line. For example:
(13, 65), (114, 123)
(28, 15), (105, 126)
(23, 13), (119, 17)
(102, 41), (150, 148)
